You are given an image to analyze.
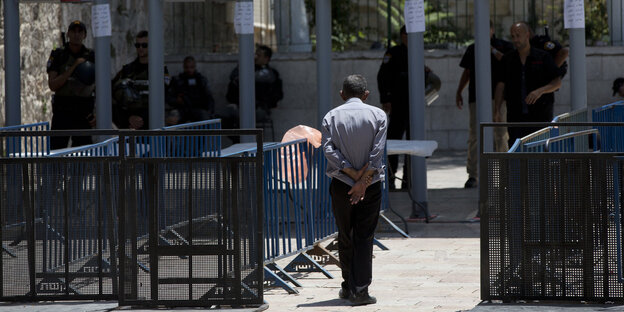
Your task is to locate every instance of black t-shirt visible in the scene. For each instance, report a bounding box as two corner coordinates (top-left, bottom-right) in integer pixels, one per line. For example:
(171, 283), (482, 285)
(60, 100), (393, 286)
(495, 48), (560, 122)
(459, 37), (513, 102)
(530, 35), (567, 77)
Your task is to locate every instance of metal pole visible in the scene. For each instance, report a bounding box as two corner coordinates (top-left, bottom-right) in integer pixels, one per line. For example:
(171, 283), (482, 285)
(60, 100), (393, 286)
(148, 0), (165, 129)
(569, 28), (587, 110)
(475, 0), (493, 153)
(238, 0), (255, 142)
(4, 0), (20, 126)
(316, 0), (332, 127)
(407, 31), (427, 216)
(94, 0), (112, 131)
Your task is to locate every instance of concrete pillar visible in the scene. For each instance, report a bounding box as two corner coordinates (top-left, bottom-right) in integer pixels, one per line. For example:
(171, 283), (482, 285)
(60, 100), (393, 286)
(238, 0), (256, 142)
(475, 0), (493, 153)
(4, 0), (20, 126)
(316, 0), (332, 127)
(94, 0), (113, 131)
(276, 0), (311, 52)
(569, 28), (587, 110)
(148, 0), (165, 129)
(407, 31), (427, 217)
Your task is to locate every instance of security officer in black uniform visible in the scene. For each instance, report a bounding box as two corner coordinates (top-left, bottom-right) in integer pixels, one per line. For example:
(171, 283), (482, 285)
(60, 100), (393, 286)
(494, 22), (562, 146)
(224, 45), (283, 143)
(377, 25), (436, 190)
(530, 25), (569, 77)
(47, 20), (96, 149)
(112, 30), (172, 129)
(168, 56), (215, 123)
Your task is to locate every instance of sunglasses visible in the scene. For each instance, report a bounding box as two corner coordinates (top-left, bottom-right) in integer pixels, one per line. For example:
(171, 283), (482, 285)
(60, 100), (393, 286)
(134, 43), (148, 48)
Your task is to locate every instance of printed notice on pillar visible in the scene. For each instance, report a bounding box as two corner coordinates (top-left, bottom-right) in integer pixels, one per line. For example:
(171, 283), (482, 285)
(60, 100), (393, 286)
(91, 4), (112, 37)
(404, 0), (425, 33)
(564, 0), (585, 29)
(234, 1), (254, 34)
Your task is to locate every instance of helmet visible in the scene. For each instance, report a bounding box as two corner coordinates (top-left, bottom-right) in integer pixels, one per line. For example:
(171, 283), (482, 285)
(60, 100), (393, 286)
(74, 61), (96, 85)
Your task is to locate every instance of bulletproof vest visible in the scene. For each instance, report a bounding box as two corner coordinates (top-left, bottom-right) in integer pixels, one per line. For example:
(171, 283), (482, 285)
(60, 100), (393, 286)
(54, 48), (95, 98)
(114, 63), (149, 111)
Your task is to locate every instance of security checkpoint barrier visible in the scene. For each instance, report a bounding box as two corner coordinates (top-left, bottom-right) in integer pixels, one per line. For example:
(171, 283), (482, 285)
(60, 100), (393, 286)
(117, 129), (263, 307)
(482, 122), (624, 302)
(0, 122), (50, 158)
(222, 139), (337, 294)
(0, 129), (120, 301)
(0, 128), (264, 308)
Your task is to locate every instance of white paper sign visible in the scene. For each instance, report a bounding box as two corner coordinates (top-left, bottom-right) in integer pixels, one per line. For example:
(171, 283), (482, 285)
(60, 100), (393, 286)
(404, 0), (426, 33)
(91, 4), (112, 37)
(564, 0), (585, 29)
(234, 2), (254, 35)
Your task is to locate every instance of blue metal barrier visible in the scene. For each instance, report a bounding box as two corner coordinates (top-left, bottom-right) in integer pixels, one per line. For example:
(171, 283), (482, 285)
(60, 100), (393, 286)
(0, 122), (50, 157)
(592, 101), (624, 152)
(224, 139), (336, 294)
(160, 118), (221, 157)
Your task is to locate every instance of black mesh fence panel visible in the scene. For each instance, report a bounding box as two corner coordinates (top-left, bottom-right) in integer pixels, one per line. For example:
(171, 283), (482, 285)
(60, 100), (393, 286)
(482, 154), (624, 301)
(119, 156), (263, 307)
(0, 158), (118, 300)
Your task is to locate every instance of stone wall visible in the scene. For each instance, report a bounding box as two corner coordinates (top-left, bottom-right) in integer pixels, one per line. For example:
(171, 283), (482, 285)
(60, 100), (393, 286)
(0, 1), (150, 127)
(167, 46), (624, 150)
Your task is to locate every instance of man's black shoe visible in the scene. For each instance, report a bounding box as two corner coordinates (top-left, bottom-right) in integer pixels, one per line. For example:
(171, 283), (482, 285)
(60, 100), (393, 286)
(339, 287), (350, 299)
(464, 177), (478, 188)
(349, 292), (377, 306)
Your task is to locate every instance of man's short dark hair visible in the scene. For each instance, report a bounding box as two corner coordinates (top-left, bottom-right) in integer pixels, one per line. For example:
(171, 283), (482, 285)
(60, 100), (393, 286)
(183, 56), (195, 64)
(400, 25), (407, 35)
(613, 78), (624, 96)
(342, 75), (368, 99)
(257, 45), (272, 60)
(136, 30), (148, 39)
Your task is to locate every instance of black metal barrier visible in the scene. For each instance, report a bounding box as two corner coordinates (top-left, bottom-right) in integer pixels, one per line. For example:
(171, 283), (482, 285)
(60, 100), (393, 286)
(118, 130), (263, 307)
(481, 123), (624, 302)
(0, 130), (264, 308)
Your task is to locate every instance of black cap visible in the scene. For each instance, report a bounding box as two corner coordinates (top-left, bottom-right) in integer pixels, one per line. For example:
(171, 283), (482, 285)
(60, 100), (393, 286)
(68, 20), (87, 34)
(613, 78), (624, 96)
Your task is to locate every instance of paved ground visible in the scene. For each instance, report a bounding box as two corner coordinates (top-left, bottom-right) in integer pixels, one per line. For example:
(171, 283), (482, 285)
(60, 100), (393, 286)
(3, 151), (624, 311)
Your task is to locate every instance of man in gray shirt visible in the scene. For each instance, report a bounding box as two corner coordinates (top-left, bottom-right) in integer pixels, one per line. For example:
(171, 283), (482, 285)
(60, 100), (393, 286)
(322, 75), (387, 306)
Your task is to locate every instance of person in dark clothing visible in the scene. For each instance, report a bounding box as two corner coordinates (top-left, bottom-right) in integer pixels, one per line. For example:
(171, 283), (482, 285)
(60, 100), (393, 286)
(494, 22), (562, 146)
(112, 30), (172, 129)
(47, 20), (96, 149)
(613, 78), (624, 98)
(529, 26), (569, 77)
(322, 75), (386, 306)
(224, 45), (283, 142)
(376, 25), (434, 191)
(456, 21), (514, 188)
(168, 56), (215, 123)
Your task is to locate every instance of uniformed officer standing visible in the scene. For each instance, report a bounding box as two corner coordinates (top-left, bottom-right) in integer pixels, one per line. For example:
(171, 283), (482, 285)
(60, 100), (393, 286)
(494, 22), (562, 146)
(376, 25), (433, 190)
(530, 26), (569, 77)
(47, 20), (96, 149)
(224, 45), (283, 143)
(112, 30), (172, 129)
(456, 21), (513, 188)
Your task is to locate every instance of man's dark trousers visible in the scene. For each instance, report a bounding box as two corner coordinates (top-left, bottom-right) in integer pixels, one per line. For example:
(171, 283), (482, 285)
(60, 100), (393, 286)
(330, 179), (381, 295)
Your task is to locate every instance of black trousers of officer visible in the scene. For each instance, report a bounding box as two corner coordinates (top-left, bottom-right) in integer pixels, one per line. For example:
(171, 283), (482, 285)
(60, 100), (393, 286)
(330, 179), (381, 295)
(388, 110), (410, 189)
(50, 95), (94, 149)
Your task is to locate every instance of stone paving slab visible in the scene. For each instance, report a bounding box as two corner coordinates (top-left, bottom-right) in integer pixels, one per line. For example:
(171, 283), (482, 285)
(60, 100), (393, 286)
(264, 236), (481, 312)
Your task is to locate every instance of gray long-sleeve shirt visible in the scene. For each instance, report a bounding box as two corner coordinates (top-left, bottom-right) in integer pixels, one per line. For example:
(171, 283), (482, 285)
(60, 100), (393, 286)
(321, 97), (387, 186)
